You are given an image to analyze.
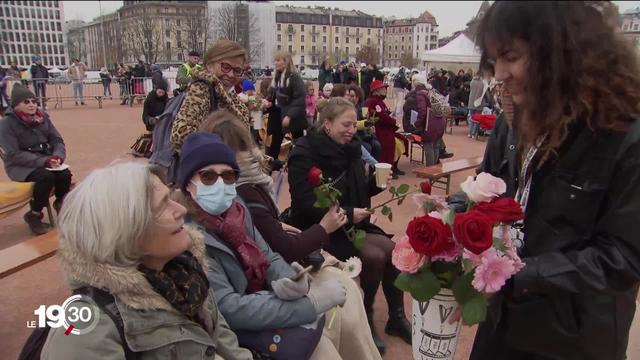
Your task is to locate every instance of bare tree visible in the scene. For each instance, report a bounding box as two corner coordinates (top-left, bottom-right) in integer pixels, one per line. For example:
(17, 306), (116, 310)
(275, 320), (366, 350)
(399, 51), (419, 69)
(210, 2), (264, 64)
(122, 8), (163, 64)
(356, 46), (380, 66)
(184, 10), (209, 55)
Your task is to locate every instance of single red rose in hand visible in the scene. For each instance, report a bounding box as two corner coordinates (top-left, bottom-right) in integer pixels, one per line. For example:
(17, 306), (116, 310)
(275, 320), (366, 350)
(308, 167), (323, 187)
(474, 197), (524, 224)
(420, 180), (432, 194)
(453, 211), (493, 255)
(407, 215), (452, 257)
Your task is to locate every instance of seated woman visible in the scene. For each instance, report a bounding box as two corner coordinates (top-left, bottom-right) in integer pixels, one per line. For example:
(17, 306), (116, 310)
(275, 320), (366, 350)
(0, 84), (71, 235)
(199, 111), (382, 359)
(43, 162), (252, 359)
(287, 97), (411, 354)
(142, 78), (169, 132)
(177, 132), (378, 359)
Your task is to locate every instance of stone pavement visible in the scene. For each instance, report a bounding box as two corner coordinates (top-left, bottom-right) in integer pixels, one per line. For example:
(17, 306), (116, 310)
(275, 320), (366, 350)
(1, 99), (638, 359)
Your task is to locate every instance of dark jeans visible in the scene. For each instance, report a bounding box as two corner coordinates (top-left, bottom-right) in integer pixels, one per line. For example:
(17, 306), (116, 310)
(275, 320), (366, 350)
(25, 168), (72, 212)
(362, 137), (382, 161)
(268, 128), (304, 160)
(34, 82), (46, 100)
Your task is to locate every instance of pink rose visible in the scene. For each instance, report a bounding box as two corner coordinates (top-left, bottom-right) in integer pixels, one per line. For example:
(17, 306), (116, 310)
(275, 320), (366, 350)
(375, 105), (382, 113)
(412, 193), (449, 216)
(460, 172), (507, 203)
(392, 236), (426, 273)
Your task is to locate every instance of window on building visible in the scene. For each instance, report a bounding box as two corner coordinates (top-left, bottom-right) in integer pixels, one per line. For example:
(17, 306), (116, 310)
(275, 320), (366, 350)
(301, 24), (305, 31)
(623, 24), (629, 31)
(323, 45), (327, 53)
(278, 44), (282, 51)
(346, 47), (349, 55)
(335, 36), (339, 43)
(346, 37), (349, 43)
(288, 45), (292, 52)
(277, 34), (281, 41)
(401, 45), (404, 51)
(301, 45), (305, 52)
(323, 26), (327, 32)
(47, 34), (51, 42)
(335, 46), (339, 54)
(301, 35), (305, 42)
(346, 28), (350, 35)
(389, 45), (392, 51)
(394, 45), (397, 50)
(401, 36), (404, 42)
(312, 45), (316, 53)
(57, 22), (61, 31)
(367, 38), (371, 45)
(368, 28), (371, 35)
(425, 44), (428, 50)
(323, 36), (327, 43)
(277, 23), (281, 31)
(58, 34), (63, 42)
(177, 19), (181, 27)
(312, 35), (316, 42)
(635, 24), (639, 31)
(335, 26), (339, 33)
(166, 30), (170, 37)
(356, 37), (359, 44)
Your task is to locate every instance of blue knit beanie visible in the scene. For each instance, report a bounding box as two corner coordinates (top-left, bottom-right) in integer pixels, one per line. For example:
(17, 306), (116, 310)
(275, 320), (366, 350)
(177, 132), (239, 191)
(241, 80), (255, 93)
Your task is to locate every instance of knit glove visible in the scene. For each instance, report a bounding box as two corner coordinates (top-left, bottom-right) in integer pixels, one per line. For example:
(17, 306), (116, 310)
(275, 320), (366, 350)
(271, 262), (310, 301)
(307, 279), (346, 315)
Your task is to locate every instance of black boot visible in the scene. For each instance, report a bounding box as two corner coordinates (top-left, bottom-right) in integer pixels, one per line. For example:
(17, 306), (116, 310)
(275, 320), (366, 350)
(392, 161), (406, 176)
(383, 266), (412, 344)
(363, 281), (386, 355)
(24, 210), (48, 235)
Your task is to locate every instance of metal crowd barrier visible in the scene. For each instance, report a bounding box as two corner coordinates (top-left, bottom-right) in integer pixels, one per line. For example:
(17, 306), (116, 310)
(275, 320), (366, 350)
(4, 77), (179, 110)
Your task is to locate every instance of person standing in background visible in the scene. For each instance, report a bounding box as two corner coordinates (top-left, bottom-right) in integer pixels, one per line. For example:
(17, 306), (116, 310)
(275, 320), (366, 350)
(68, 58), (87, 106)
(99, 67), (112, 99)
(176, 50), (201, 92)
(30, 55), (48, 104)
(318, 60), (333, 91)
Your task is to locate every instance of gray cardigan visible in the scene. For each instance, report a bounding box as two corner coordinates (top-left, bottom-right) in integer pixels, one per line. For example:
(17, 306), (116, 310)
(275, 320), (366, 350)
(0, 110), (66, 181)
(188, 200), (317, 331)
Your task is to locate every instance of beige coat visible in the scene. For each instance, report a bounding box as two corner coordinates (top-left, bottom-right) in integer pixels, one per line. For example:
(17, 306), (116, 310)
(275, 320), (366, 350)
(42, 226), (253, 360)
(68, 63), (86, 81)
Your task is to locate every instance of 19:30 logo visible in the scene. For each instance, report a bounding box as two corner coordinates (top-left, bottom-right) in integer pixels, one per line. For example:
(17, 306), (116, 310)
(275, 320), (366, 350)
(29, 294), (101, 335)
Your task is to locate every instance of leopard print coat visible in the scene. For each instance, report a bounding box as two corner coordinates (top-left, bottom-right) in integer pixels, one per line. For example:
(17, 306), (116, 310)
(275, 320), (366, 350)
(170, 67), (251, 151)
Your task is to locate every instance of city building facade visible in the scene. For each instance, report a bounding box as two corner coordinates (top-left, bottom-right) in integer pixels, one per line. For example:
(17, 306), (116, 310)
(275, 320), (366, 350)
(275, 6), (383, 67)
(621, 7), (640, 51)
(383, 11), (439, 68)
(0, 0), (69, 68)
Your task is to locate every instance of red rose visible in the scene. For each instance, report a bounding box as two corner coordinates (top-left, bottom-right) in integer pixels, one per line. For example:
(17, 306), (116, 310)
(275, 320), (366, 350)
(453, 211), (493, 255)
(308, 167), (323, 187)
(406, 215), (452, 257)
(474, 198), (524, 224)
(420, 180), (432, 194)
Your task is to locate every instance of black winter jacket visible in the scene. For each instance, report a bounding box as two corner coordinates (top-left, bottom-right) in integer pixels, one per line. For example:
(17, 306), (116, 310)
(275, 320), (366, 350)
(274, 72), (306, 134)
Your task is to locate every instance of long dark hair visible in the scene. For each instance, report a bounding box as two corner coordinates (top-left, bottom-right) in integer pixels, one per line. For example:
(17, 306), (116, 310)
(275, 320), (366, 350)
(477, 1), (640, 162)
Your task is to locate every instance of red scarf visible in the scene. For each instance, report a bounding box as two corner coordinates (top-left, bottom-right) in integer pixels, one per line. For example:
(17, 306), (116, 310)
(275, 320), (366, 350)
(15, 109), (45, 127)
(190, 199), (269, 293)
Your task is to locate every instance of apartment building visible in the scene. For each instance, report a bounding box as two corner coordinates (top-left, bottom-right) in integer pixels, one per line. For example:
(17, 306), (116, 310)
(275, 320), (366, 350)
(383, 11), (439, 68)
(621, 7), (640, 50)
(275, 6), (383, 67)
(0, 0), (69, 68)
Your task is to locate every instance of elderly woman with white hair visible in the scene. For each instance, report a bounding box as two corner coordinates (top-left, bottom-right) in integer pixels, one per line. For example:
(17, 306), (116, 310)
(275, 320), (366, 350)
(42, 162), (252, 360)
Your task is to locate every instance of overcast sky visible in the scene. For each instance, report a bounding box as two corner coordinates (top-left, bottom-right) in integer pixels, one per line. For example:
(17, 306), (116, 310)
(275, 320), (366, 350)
(63, 1), (640, 37)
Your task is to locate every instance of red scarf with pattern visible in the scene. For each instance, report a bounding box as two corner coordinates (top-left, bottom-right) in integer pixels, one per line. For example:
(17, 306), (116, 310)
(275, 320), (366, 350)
(189, 199), (269, 293)
(15, 109), (45, 127)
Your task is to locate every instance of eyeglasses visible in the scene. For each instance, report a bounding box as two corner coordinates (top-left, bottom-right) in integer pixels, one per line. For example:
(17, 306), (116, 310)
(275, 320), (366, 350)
(220, 62), (244, 77)
(197, 169), (238, 185)
(22, 99), (37, 105)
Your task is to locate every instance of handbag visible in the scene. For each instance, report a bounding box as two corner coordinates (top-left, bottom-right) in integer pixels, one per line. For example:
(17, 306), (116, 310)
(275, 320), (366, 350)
(131, 133), (152, 158)
(235, 315), (325, 360)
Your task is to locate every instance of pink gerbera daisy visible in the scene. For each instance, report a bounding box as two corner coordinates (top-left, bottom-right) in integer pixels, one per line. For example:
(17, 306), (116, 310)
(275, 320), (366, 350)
(472, 252), (515, 293)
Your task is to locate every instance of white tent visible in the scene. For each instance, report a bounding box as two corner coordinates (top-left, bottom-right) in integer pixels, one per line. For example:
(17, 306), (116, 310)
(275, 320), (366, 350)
(423, 33), (481, 68)
(48, 67), (62, 74)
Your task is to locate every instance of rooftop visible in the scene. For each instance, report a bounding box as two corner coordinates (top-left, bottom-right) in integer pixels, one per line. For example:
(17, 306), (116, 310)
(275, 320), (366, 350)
(623, 7), (640, 15)
(275, 5), (378, 18)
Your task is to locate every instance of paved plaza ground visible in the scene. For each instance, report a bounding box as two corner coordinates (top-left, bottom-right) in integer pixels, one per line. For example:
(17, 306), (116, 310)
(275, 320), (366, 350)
(1, 97), (638, 359)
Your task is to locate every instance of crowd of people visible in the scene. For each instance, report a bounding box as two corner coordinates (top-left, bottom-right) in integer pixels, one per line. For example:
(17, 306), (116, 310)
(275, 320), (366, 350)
(1, 1), (640, 360)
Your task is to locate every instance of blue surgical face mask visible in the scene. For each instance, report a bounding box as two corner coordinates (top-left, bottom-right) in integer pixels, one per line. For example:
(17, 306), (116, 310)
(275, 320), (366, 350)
(192, 178), (237, 215)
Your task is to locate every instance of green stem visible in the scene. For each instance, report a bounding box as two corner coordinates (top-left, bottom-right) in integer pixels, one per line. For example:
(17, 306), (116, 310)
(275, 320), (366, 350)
(368, 190), (419, 212)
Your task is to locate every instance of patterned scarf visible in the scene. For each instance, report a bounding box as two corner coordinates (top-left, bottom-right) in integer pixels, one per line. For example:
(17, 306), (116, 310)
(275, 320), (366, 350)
(15, 109), (45, 127)
(138, 251), (209, 324)
(236, 149), (275, 200)
(189, 199), (269, 294)
(191, 67), (251, 127)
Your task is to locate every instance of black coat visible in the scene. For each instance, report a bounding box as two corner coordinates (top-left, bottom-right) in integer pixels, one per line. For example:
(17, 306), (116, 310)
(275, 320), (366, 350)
(472, 120), (640, 360)
(142, 91), (168, 132)
(363, 68), (384, 98)
(274, 72), (306, 134)
(478, 113), (519, 197)
(287, 130), (384, 260)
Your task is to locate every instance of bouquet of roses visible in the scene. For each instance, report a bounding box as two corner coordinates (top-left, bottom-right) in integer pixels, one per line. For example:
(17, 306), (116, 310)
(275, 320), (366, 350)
(391, 173), (525, 325)
(237, 92), (260, 111)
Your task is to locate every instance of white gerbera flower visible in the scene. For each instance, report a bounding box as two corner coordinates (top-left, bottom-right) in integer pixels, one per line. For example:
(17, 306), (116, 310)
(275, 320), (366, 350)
(343, 257), (362, 278)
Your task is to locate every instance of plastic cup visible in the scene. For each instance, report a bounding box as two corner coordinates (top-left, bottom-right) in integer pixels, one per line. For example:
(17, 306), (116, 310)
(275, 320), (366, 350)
(362, 107), (369, 118)
(374, 163), (392, 188)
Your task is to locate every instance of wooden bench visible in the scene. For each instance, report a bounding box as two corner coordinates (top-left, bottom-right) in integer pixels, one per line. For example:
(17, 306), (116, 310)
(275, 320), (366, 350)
(0, 229), (58, 279)
(413, 156), (484, 195)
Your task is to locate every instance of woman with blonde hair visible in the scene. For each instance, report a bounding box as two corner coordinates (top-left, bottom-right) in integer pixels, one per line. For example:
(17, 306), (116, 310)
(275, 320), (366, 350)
(42, 162), (252, 359)
(262, 51), (306, 160)
(470, 2), (640, 359)
(170, 39), (251, 151)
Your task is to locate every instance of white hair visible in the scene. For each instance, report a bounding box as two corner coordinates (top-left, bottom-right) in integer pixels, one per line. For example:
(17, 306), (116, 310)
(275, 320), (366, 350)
(412, 75), (428, 88)
(58, 162), (157, 267)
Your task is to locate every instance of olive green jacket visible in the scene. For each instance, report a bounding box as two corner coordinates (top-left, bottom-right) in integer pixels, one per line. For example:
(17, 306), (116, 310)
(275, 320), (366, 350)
(42, 226), (252, 360)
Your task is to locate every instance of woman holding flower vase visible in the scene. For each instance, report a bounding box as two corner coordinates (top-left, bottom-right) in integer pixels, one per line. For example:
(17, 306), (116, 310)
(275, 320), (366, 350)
(288, 97), (412, 354)
(467, 2), (640, 359)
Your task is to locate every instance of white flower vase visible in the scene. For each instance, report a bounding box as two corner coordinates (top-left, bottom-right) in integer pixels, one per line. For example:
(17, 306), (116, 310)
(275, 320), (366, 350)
(412, 289), (461, 360)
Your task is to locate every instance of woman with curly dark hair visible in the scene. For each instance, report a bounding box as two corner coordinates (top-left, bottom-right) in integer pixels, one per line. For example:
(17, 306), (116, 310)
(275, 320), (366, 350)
(469, 2), (640, 360)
